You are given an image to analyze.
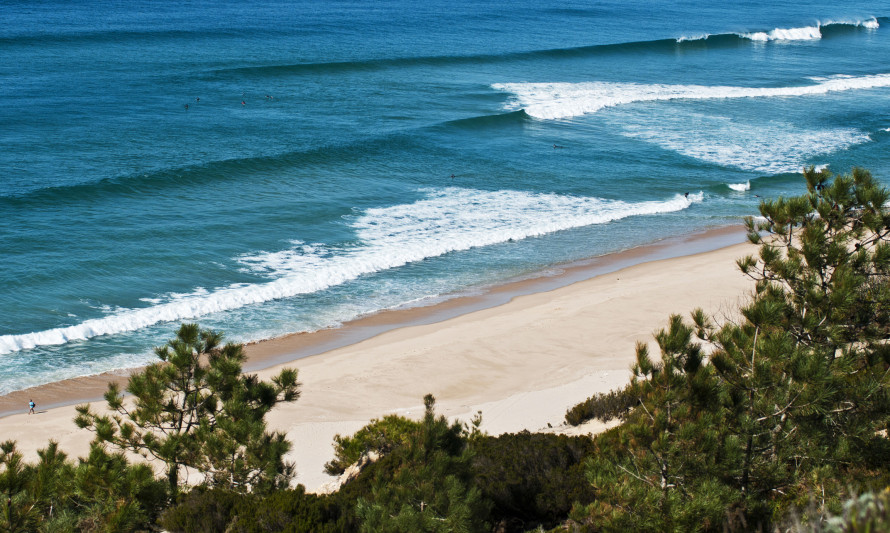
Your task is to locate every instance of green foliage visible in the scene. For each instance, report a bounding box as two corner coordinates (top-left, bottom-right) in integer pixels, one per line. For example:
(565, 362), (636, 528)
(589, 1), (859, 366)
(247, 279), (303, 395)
(164, 431), (596, 533)
(0, 439), (167, 532)
(159, 395), (491, 533)
(570, 168), (890, 531)
(471, 432), (596, 532)
(75, 323), (301, 494)
(158, 488), (244, 532)
(575, 318), (740, 532)
(564, 388), (638, 426)
(225, 487), (352, 533)
(325, 414), (422, 475)
(161, 477), (369, 532)
(353, 394), (491, 532)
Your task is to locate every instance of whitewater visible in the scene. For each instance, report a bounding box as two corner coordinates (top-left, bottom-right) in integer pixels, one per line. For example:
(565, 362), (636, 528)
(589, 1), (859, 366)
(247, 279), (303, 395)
(0, 190), (700, 354)
(494, 73), (890, 120)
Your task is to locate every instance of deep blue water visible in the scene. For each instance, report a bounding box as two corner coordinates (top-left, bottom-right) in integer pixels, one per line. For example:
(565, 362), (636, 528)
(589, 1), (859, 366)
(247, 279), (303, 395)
(2, 0), (889, 393)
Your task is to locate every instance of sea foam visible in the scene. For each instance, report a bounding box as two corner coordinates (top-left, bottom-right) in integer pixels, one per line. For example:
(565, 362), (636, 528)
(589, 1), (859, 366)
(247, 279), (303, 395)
(728, 181), (751, 191)
(610, 109), (867, 174)
(741, 26), (822, 42)
(0, 188), (701, 355)
(675, 19), (878, 43)
(493, 73), (890, 120)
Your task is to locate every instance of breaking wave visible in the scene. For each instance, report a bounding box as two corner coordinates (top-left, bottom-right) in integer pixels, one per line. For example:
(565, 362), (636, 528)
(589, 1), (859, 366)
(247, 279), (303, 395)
(677, 17), (880, 43)
(493, 73), (890, 120)
(0, 188), (701, 355)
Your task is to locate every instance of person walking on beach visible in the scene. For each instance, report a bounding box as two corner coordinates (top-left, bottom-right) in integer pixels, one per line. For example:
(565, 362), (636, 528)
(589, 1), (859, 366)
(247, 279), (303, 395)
(28, 399), (35, 415)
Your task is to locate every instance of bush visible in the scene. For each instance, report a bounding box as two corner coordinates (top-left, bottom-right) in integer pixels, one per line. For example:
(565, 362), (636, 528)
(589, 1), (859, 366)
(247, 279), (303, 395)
(160, 485), (356, 533)
(229, 486), (351, 533)
(471, 431), (596, 532)
(158, 488), (245, 533)
(565, 388), (637, 426)
(350, 395), (490, 532)
(325, 414), (421, 475)
(0, 440), (168, 533)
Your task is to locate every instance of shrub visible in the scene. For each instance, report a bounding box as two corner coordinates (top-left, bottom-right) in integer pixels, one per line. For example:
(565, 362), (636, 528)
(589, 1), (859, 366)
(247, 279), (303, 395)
(158, 488), (245, 533)
(471, 431), (596, 532)
(564, 389), (638, 426)
(325, 414), (421, 475)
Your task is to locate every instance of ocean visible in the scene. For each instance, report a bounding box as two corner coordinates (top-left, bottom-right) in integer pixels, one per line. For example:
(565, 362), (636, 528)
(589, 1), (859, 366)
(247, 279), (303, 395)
(1, 0), (888, 394)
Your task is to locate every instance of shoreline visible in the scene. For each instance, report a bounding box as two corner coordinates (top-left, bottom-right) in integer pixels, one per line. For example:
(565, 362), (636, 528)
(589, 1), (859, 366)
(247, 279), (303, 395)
(0, 223), (747, 418)
(0, 224), (757, 491)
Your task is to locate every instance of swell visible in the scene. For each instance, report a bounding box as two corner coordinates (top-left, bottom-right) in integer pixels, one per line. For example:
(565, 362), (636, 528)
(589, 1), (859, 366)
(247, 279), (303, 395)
(0, 28), (246, 48)
(207, 18), (886, 79)
(442, 110), (530, 130)
(677, 17), (884, 42)
(0, 131), (427, 206)
(206, 38), (730, 79)
(1, 110), (530, 206)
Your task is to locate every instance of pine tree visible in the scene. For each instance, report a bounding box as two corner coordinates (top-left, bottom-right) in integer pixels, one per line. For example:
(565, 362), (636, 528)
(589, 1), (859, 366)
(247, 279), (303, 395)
(572, 168), (890, 530)
(75, 323), (301, 494)
(353, 395), (490, 532)
(0, 439), (166, 532)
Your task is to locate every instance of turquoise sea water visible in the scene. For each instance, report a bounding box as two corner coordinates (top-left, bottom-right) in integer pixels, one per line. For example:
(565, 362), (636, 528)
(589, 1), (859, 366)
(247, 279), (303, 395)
(2, 1), (889, 394)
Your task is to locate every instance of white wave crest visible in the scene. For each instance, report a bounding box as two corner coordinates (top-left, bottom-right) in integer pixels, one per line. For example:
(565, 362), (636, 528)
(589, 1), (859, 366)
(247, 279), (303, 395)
(822, 17), (880, 30)
(675, 19), (878, 44)
(739, 19), (880, 41)
(728, 181), (751, 191)
(742, 26), (821, 41)
(493, 73), (890, 120)
(0, 189), (701, 355)
(676, 33), (710, 43)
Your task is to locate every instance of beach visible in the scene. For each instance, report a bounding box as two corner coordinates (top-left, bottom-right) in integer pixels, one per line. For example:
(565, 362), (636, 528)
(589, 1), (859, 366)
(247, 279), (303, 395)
(0, 228), (754, 492)
(4, 1), (887, 405)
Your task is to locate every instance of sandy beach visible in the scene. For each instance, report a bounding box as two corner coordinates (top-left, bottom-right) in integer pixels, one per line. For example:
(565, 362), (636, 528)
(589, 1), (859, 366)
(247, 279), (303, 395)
(0, 228), (755, 492)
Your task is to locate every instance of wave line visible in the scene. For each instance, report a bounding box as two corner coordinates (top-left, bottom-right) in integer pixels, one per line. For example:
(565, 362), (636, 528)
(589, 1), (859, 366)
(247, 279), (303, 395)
(0, 189), (701, 354)
(493, 73), (890, 120)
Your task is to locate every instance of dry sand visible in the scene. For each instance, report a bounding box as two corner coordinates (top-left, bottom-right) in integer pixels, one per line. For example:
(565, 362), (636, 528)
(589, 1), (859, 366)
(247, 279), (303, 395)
(0, 228), (756, 492)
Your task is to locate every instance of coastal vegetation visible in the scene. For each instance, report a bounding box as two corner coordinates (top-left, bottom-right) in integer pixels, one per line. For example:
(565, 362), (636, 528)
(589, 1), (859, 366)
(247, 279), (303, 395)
(2, 167), (890, 532)
(74, 323), (301, 495)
